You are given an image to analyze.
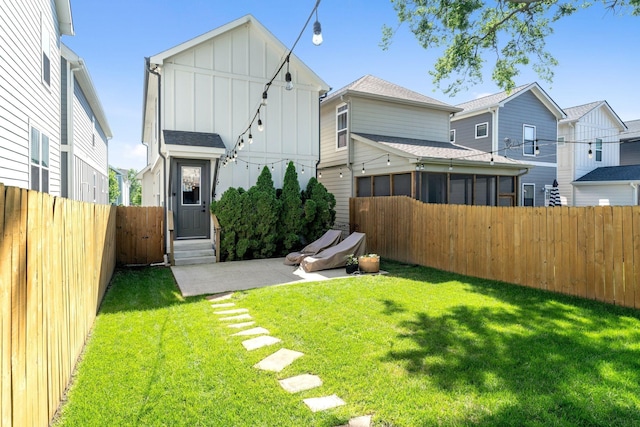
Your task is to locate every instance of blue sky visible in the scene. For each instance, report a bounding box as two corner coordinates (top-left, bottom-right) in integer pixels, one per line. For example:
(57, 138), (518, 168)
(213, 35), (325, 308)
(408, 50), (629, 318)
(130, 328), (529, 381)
(63, 0), (640, 171)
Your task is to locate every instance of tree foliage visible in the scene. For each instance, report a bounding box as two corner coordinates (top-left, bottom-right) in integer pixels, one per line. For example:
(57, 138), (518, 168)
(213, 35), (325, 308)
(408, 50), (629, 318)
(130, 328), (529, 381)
(301, 178), (336, 244)
(382, 0), (640, 94)
(128, 169), (142, 206)
(108, 169), (120, 205)
(279, 161), (303, 253)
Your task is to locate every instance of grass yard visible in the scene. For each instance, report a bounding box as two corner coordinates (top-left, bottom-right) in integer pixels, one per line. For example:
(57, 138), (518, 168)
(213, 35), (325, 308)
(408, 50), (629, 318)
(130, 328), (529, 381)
(54, 261), (640, 426)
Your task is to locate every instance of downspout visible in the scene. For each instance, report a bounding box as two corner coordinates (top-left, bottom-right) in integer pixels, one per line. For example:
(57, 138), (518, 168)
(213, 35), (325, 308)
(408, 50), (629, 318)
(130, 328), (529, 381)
(147, 59), (168, 256)
(316, 90), (331, 177)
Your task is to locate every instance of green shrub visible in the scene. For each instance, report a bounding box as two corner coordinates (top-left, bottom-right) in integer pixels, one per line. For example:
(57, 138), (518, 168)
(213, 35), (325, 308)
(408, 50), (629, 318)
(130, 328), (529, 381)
(301, 178), (336, 243)
(279, 161), (302, 253)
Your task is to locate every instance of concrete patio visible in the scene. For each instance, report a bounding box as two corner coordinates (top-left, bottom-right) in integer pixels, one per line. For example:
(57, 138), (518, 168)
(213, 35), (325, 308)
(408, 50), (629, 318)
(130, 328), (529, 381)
(171, 257), (357, 297)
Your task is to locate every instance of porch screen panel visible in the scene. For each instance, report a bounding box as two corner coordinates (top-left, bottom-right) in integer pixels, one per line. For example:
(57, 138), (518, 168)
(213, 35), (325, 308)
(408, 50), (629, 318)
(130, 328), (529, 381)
(357, 176), (372, 197)
(449, 174), (473, 205)
(393, 173), (411, 196)
(374, 175), (390, 196)
(421, 173), (446, 204)
(474, 176), (496, 206)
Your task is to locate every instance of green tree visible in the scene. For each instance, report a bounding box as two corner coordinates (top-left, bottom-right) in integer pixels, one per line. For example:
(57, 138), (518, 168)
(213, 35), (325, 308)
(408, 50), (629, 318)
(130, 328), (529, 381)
(279, 161), (303, 253)
(301, 178), (336, 243)
(210, 187), (244, 261)
(248, 167), (279, 258)
(128, 169), (142, 206)
(382, 0), (640, 95)
(108, 169), (120, 205)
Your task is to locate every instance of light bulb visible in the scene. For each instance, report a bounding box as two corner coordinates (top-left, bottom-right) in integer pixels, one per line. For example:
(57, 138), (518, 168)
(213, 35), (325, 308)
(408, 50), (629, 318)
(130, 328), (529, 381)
(387, 155), (390, 166)
(248, 133), (253, 144)
(490, 156), (494, 165)
(238, 138), (244, 150)
(339, 170), (343, 179)
(285, 72), (293, 91)
(312, 20), (323, 46)
(535, 145), (540, 155)
(361, 163), (365, 174)
(258, 119), (263, 132)
(588, 150), (593, 159)
(319, 171), (322, 178)
(262, 91), (268, 106)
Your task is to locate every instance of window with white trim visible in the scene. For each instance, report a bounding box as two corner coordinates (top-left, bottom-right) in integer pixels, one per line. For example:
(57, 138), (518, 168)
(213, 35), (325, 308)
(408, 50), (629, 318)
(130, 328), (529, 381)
(336, 104), (348, 149)
(522, 183), (535, 206)
(41, 14), (51, 87)
(557, 136), (565, 146)
(523, 124), (536, 156)
(450, 129), (456, 143)
(30, 126), (50, 192)
(595, 138), (602, 162)
(475, 122), (488, 139)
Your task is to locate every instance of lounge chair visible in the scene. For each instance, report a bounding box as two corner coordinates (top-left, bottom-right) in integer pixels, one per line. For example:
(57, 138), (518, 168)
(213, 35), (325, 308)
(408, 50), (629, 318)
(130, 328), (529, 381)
(283, 229), (343, 265)
(300, 232), (367, 273)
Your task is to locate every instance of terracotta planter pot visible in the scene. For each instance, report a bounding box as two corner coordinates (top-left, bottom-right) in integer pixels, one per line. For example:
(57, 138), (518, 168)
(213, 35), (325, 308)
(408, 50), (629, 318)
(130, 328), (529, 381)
(358, 256), (380, 273)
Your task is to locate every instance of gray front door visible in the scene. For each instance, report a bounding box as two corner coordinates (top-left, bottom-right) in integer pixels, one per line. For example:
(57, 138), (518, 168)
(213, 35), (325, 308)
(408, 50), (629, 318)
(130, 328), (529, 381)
(176, 160), (210, 239)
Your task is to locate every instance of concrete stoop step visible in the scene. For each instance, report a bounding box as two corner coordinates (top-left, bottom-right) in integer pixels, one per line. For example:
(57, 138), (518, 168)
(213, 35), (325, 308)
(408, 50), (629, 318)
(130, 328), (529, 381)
(173, 240), (215, 266)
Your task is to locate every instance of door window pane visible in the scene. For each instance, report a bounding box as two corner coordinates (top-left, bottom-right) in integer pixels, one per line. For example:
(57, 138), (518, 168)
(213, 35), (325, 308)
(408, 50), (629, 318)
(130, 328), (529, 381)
(182, 166), (201, 205)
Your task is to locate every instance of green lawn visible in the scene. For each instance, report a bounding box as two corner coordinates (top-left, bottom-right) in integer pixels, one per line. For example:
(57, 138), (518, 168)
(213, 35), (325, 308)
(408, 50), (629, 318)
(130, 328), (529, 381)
(54, 262), (640, 426)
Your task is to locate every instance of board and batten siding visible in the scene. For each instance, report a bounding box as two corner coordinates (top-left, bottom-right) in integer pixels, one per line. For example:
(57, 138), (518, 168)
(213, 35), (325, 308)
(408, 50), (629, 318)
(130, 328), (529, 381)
(350, 97), (450, 142)
(160, 22), (320, 196)
(0, 0), (62, 193)
(450, 112), (493, 152)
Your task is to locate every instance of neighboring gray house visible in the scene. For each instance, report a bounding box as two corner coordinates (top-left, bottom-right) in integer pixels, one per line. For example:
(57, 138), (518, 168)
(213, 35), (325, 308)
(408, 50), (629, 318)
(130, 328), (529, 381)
(318, 75), (528, 228)
(558, 101), (627, 206)
(61, 44), (112, 204)
(619, 119), (640, 166)
(451, 82), (566, 206)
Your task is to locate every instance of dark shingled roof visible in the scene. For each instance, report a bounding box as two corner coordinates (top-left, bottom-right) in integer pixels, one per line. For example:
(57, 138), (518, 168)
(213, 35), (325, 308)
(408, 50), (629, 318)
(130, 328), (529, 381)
(163, 130), (226, 148)
(575, 165), (640, 182)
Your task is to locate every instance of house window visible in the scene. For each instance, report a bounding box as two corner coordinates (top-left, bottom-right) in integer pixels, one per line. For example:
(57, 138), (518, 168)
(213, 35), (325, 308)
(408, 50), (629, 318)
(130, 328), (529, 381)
(450, 129), (456, 143)
(557, 136), (565, 146)
(523, 124), (536, 156)
(41, 14), (51, 87)
(336, 104), (348, 149)
(475, 122), (488, 139)
(522, 183), (535, 206)
(93, 172), (97, 202)
(595, 138), (602, 162)
(30, 126), (49, 193)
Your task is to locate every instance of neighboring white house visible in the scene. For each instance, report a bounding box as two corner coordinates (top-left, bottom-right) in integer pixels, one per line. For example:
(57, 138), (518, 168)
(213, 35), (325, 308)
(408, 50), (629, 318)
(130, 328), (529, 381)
(0, 0), (74, 194)
(318, 75), (528, 229)
(558, 101), (627, 206)
(61, 44), (112, 204)
(139, 14), (329, 241)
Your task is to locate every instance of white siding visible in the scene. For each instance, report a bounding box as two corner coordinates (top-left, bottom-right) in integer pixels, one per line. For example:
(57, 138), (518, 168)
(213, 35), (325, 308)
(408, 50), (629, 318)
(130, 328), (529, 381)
(351, 97), (450, 142)
(71, 77), (107, 175)
(317, 165), (352, 230)
(574, 184), (636, 206)
(0, 0), (62, 193)
(557, 124), (575, 205)
(154, 21), (322, 202)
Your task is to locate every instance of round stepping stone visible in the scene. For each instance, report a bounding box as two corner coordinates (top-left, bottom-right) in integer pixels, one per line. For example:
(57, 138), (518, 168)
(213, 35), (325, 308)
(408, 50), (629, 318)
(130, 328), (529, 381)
(227, 321), (255, 329)
(231, 327), (269, 336)
(279, 374), (322, 393)
(219, 313), (252, 321)
(214, 308), (249, 315)
(254, 348), (304, 372)
(303, 395), (346, 412)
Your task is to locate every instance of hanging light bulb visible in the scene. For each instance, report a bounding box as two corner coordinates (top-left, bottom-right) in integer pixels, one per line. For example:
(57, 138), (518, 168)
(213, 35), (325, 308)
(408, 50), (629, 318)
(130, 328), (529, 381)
(246, 163), (248, 170)
(301, 165), (305, 174)
(535, 143), (540, 155)
(271, 163), (274, 172)
(339, 169), (343, 179)
(258, 118), (264, 132)
(588, 142), (593, 159)
(262, 91), (268, 106)
(233, 150), (238, 159)
(448, 160), (453, 171)
(362, 163), (365, 174)
(312, 10), (323, 46)
(248, 132), (253, 144)
(490, 156), (494, 165)
(420, 163), (425, 170)
(319, 170), (322, 179)
(285, 57), (293, 91)
(387, 154), (390, 166)
(238, 137), (244, 150)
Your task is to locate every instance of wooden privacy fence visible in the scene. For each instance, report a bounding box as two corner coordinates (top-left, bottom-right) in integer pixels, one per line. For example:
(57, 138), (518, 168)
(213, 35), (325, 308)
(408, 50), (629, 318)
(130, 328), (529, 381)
(351, 196), (640, 309)
(115, 206), (164, 265)
(0, 184), (116, 427)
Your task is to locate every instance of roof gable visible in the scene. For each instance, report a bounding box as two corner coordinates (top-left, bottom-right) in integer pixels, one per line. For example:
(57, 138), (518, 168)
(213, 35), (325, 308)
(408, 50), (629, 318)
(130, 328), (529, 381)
(149, 14), (328, 92)
(560, 100), (626, 131)
(454, 82), (565, 120)
(324, 75), (461, 112)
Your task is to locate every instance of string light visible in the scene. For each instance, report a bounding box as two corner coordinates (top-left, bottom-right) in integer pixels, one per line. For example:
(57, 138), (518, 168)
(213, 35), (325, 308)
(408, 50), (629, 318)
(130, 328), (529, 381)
(319, 170), (322, 178)
(339, 169), (343, 178)
(258, 116), (264, 132)
(448, 159), (453, 171)
(261, 90), (268, 106)
(312, 8), (323, 45)
(301, 165), (305, 174)
(285, 56), (293, 91)
(535, 141), (540, 155)
(387, 154), (390, 166)
(588, 142), (593, 159)
(238, 137), (245, 150)
(362, 163), (365, 174)
(490, 156), (494, 165)
(248, 132), (253, 144)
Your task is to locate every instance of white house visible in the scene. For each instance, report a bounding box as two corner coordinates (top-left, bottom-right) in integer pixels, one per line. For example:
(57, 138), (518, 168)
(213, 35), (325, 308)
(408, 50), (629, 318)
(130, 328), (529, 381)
(558, 101), (627, 206)
(61, 44), (112, 204)
(139, 15), (329, 242)
(0, 0), (74, 194)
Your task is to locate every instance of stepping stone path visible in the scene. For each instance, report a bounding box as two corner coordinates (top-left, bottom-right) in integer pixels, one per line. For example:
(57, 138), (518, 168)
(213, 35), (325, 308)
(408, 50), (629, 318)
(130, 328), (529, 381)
(210, 293), (372, 427)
